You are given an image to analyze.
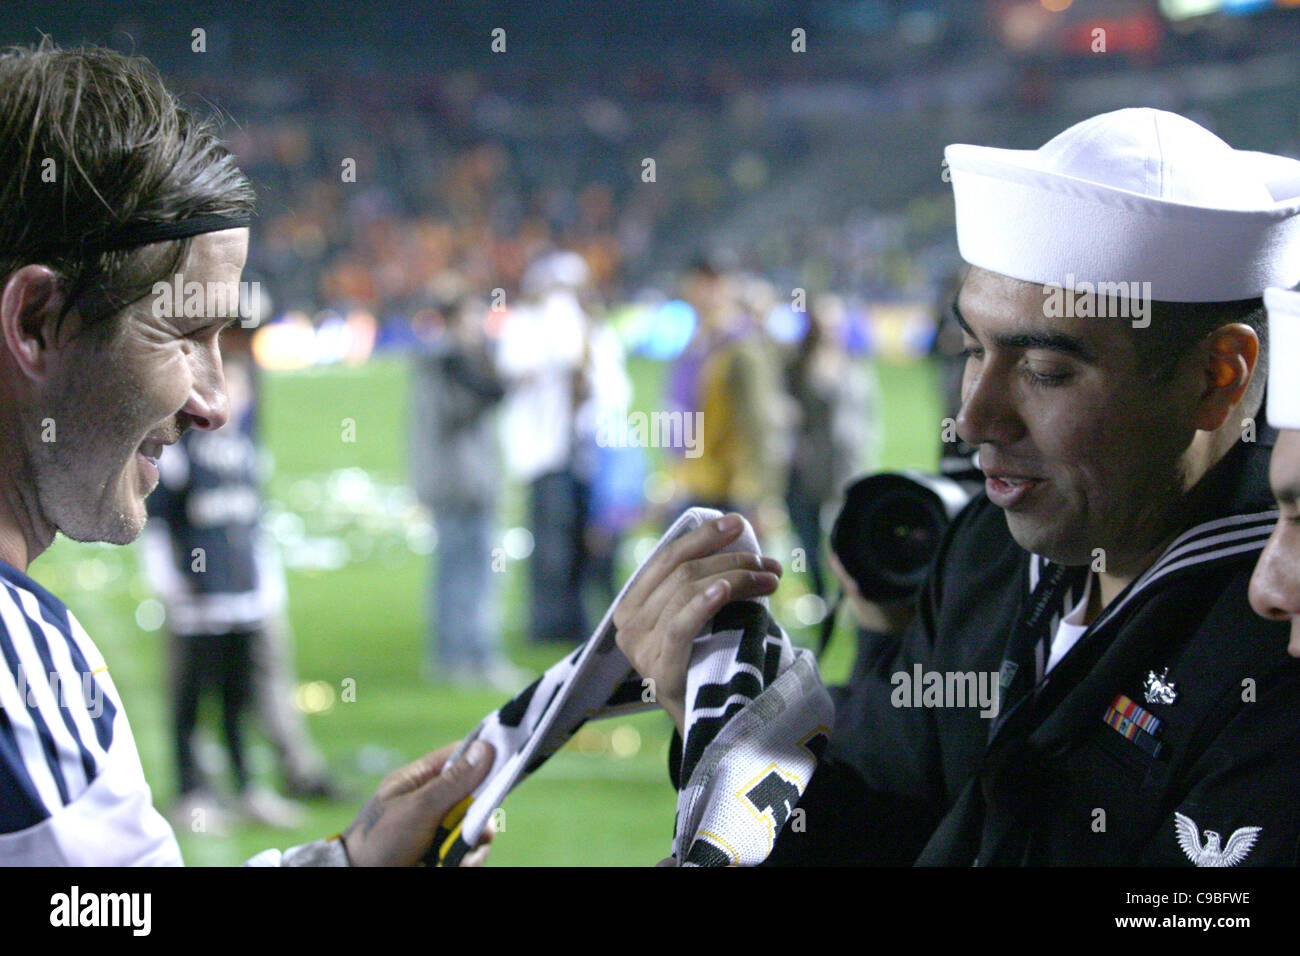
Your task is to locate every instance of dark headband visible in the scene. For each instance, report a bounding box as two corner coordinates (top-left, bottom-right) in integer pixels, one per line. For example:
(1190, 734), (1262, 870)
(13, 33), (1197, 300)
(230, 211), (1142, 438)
(24, 214), (253, 257)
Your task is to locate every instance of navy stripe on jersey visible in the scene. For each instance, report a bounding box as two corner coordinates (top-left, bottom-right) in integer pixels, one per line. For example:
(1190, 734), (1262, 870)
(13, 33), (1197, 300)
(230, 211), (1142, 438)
(0, 560), (118, 751)
(1031, 513), (1277, 639)
(10, 582), (98, 785)
(0, 607), (71, 809)
(0, 697), (48, 832)
(30, 588), (116, 751)
(0, 559), (115, 833)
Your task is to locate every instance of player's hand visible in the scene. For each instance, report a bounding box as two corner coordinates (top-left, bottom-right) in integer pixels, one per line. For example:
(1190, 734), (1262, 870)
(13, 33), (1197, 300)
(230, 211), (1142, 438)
(613, 513), (782, 736)
(341, 740), (494, 867)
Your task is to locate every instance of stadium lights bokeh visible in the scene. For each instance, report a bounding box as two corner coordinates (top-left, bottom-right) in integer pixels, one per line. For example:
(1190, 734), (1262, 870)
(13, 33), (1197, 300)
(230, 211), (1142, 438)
(1161, 0), (1292, 18)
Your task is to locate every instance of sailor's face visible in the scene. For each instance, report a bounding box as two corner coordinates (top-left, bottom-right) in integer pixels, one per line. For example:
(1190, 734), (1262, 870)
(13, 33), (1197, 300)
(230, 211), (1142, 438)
(1248, 430), (1300, 654)
(954, 266), (1196, 573)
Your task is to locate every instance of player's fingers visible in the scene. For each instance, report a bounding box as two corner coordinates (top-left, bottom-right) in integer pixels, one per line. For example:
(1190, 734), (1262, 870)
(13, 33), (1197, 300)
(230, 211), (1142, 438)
(615, 514), (746, 627)
(382, 740), (462, 797)
(622, 564), (781, 685)
(637, 578), (737, 696)
(418, 740), (494, 820)
(461, 844), (491, 867)
(638, 568), (780, 689)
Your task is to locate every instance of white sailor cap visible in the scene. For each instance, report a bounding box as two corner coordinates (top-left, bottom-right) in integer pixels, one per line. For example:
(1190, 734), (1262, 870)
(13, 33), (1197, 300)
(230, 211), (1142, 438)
(1265, 287), (1300, 430)
(946, 108), (1300, 302)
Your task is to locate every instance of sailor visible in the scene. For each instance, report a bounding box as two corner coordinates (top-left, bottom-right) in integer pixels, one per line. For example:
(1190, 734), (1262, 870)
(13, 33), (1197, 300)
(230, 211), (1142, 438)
(616, 107), (1300, 865)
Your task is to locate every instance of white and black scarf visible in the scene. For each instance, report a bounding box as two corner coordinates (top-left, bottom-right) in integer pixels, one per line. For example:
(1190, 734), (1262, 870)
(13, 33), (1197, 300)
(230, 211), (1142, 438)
(430, 508), (834, 866)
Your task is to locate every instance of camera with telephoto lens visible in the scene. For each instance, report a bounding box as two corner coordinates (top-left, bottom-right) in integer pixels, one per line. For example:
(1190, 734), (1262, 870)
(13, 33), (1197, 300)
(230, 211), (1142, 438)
(830, 455), (984, 603)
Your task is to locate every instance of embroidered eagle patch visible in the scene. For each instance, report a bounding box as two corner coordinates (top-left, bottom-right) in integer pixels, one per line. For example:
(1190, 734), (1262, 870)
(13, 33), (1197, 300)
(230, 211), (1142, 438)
(1173, 812), (1261, 867)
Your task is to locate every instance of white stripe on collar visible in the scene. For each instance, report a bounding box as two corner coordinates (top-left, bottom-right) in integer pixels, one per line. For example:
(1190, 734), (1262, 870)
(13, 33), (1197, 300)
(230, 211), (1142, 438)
(1091, 511), (1276, 632)
(1026, 510), (1277, 631)
(1142, 510), (1279, 571)
(1128, 511), (1277, 590)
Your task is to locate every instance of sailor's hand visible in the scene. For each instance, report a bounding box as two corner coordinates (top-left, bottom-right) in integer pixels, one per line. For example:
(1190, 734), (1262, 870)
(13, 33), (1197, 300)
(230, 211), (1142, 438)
(613, 513), (781, 735)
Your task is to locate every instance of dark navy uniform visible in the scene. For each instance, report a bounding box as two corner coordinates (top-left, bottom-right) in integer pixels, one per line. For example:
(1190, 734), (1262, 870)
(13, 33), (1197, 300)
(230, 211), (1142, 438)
(769, 430), (1300, 865)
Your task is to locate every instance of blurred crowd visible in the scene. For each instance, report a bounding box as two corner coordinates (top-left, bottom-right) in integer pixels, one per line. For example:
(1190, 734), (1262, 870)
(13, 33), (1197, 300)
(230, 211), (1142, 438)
(193, 58), (969, 318)
(179, 23), (1300, 327)
(407, 249), (881, 688)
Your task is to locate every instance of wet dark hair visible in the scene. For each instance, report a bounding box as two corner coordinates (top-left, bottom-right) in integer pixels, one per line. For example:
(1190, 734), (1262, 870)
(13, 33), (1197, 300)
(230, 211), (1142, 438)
(0, 38), (255, 341)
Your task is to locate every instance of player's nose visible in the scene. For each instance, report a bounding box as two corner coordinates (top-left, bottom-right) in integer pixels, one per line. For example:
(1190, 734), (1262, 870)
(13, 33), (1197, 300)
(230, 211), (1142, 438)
(183, 342), (230, 432)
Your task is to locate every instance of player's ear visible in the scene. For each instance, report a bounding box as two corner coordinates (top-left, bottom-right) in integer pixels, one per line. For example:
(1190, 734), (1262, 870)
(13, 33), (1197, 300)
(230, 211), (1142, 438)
(1192, 323), (1258, 432)
(0, 265), (69, 383)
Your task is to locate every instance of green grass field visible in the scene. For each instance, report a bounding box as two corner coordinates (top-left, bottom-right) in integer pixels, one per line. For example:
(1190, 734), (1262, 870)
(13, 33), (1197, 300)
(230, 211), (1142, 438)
(27, 353), (939, 866)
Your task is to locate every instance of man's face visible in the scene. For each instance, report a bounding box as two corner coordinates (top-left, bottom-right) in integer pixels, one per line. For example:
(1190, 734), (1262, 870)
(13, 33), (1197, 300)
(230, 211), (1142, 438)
(954, 266), (1197, 572)
(683, 272), (733, 331)
(30, 228), (248, 545)
(1249, 429), (1300, 654)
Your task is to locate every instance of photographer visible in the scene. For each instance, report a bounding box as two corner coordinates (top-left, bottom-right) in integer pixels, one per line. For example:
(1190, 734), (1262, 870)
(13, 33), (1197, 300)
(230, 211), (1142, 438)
(617, 108), (1300, 865)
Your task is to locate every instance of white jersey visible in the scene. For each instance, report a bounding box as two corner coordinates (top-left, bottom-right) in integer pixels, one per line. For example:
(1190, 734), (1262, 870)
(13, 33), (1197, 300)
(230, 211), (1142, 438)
(0, 559), (182, 865)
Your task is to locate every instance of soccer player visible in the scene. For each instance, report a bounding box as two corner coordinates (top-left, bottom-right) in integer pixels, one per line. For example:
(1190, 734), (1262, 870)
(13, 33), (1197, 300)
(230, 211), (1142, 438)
(0, 41), (490, 865)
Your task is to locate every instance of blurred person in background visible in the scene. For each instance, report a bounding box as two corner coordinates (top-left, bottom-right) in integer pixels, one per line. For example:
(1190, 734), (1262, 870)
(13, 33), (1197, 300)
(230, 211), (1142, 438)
(784, 294), (880, 601)
(664, 258), (787, 538)
(144, 324), (333, 829)
(409, 296), (525, 690)
(228, 321), (340, 805)
(255, 619), (339, 801)
(578, 306), (643, 610)
(498, 251), (596, 645)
